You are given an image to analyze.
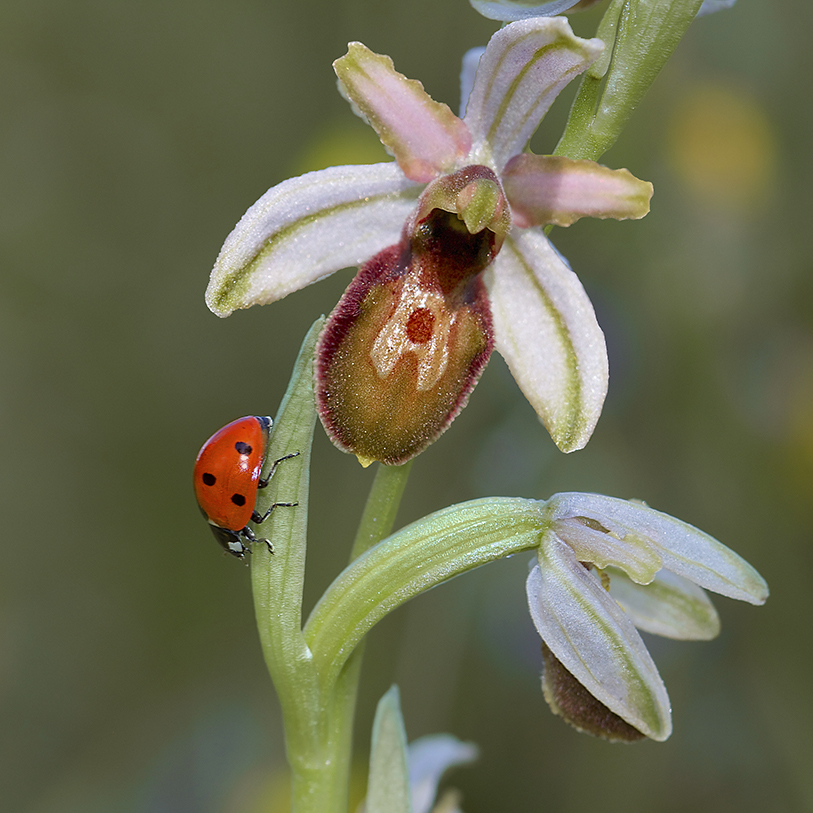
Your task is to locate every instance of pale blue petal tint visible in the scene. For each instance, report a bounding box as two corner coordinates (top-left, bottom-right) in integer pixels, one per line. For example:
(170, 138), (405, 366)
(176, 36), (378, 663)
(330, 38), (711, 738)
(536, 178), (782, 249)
(206, 162), (418, 316)
(470, 0), (734, 21)
(409, 735), (478, 813)
(470, 0), (582, 21)
(607, 567), (721, 640)
(698, 0), (737, 15)
(459, 47), (485, 119)
(528, 534), (672, 740)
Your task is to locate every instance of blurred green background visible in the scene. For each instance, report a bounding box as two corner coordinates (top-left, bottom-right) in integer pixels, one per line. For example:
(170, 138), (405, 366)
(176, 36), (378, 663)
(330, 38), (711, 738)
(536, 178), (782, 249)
(2, 1), (809, 810)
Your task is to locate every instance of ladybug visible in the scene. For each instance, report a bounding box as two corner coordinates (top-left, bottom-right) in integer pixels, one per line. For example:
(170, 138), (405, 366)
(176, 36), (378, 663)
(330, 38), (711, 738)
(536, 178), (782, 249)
(193, 416), (297, 559)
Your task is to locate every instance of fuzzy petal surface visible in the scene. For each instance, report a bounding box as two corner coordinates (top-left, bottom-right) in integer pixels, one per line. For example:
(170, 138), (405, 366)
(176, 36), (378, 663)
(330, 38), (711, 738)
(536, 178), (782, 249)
(540, 641), (646, 742)
(502, 154), (653, 228)
(335, 43), (471, 183)
(316, 228), (494, 465)
(463, 18), (603, 171)
(607, 567), (721, 641)
(528, 535), (672, 741)
(546, 493), (770, 604)
(206, 163), (418, 317)
(485, 229), (608, 452)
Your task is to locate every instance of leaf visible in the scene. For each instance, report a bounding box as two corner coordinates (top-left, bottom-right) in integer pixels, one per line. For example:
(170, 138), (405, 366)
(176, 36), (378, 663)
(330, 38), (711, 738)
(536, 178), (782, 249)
(367, 686), (413, 813)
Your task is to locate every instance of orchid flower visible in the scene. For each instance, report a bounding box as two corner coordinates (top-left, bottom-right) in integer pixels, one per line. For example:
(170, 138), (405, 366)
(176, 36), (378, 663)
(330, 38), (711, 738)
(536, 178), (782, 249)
(206, 18), (653, 465)
(527, 493), (769, 741)
(469, 0), (735, 22)
(305, 490), (767, 745)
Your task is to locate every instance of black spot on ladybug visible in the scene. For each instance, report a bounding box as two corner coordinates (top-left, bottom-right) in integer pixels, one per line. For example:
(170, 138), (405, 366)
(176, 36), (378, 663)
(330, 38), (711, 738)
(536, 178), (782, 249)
(202, 472), (216, 486)
(235, 441), (253, 455)
(231, 493), (247, 507)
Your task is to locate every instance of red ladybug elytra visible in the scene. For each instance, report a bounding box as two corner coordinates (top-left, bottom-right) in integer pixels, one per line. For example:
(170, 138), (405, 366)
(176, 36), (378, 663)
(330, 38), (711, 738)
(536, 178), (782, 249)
(193, 416), (297, 559)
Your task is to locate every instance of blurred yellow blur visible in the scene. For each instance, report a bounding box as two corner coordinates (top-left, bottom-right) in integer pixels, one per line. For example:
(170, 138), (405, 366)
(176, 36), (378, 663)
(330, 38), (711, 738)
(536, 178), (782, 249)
(293, 118), (390, 176)
(667, 81), (776, 212)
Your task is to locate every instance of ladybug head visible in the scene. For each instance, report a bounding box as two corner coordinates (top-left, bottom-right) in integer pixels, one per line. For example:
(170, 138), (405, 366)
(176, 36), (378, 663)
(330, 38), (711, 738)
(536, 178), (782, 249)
(208, 523), (251, 560)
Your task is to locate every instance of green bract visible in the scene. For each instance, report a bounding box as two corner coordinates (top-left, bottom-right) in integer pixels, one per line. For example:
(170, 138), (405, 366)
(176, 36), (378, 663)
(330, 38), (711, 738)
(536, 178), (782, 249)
(364, 688), (478, 813)
(366, 687), (412, 813)
(556, 0), (708, 160)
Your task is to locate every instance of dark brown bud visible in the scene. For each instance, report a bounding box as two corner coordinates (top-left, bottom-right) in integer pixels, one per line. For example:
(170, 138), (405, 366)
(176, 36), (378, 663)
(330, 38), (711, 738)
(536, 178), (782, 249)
(540, 642), (646, 743)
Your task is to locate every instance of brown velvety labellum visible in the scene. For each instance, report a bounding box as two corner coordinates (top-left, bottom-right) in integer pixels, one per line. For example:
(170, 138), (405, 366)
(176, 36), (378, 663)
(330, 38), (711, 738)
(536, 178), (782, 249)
(316, 208), (497, 465)
(540, 642), (646, 743)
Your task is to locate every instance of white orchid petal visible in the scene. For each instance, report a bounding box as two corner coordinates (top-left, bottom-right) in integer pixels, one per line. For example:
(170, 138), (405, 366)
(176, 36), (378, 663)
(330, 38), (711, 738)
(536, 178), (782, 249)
(485, 229), (608, 452)
(608, 567), (721, 641)
(546, 493), (769, 605)
(409, 735), (478, 813)
(206, 163), (419, 317)
(463, 18), (603, 171)
(503, 154), (653, 228)
(553, 518), (663, 585)
(470, 0), (588, 23)
(335, 43), (471, 183)
(528, 535), (672, 741)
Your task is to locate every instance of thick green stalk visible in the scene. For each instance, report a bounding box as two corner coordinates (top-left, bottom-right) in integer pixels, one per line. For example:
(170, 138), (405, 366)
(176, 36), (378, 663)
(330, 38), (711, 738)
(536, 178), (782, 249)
(248, 322), (327, 811)
(351, 462), (414, 561)
(305, 498), (545, 693)
(248, 319), (414, 812)
(555, 0), (704, 162)
(309, 461), (415, 811)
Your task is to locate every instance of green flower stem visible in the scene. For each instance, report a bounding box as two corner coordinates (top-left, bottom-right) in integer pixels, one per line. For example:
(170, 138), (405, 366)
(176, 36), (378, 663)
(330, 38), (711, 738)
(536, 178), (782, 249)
(554, 0), (704, 162)
(304, 498), (545, 694)
(249, 320), (326, 807)
(250, 323), (415, 813)
(306, 461), (415, 812)
(351, 462), (414, 560)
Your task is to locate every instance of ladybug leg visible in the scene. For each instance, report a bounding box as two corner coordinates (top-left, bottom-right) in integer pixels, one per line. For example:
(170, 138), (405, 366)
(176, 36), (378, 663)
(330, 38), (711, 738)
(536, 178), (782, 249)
(251, 501), (298, 524)
(258, 452), (300, 488)
(241, 525), (275, 555)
